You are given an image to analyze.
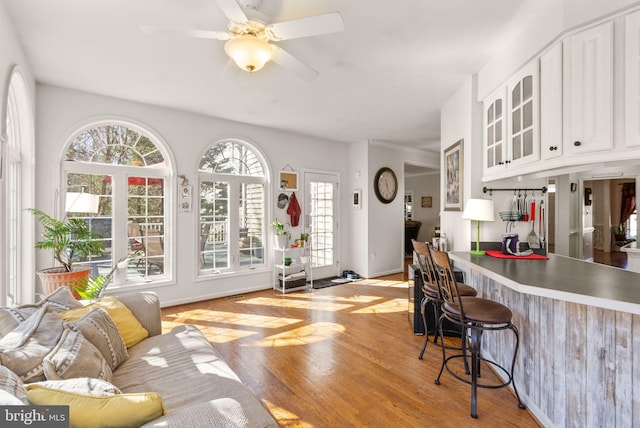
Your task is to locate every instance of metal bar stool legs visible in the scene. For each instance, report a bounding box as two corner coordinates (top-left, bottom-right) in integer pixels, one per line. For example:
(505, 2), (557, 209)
(418, 296), (440, 360)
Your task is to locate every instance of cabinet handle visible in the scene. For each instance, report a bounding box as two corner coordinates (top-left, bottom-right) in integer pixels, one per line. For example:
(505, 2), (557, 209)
(505, 160), (511, 164)
(549, 146), (558, 151)
(573, 141), (581, 147)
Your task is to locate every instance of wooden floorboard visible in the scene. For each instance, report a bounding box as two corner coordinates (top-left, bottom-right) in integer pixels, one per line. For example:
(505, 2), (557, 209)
(161, 274), (541, 427)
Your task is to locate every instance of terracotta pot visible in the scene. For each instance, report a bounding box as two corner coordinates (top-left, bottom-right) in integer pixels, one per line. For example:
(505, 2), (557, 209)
(37, 267), (91, 299)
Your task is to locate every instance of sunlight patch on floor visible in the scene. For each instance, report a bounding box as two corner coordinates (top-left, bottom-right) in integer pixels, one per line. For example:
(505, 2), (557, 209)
(351, 297), (407, 314)
(286, 293), (383, 304)
(165, 309), (301, 328)
(240, 296), (353, 312)
(245, 322), (345, 347)
(356, 279), (408, 288)
(263, 399), (310, 428)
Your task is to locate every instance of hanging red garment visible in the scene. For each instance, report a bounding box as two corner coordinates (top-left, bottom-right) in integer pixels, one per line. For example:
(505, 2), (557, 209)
(287, 192), (302, 227)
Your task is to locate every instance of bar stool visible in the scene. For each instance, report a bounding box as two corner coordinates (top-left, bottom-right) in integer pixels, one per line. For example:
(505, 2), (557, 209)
(430, 246), (525, 418)
(411, 240), (477, 360)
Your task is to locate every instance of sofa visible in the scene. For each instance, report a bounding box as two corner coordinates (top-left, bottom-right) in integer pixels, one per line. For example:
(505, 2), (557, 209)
(0, 287), (278, 428)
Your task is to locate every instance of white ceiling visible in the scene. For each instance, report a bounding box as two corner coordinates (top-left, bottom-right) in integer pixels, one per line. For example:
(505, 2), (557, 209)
(4, 0), (530, 154)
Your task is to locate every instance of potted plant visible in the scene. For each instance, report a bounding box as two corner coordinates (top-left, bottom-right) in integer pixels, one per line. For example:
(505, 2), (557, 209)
(295, 232), (309, 248)
(614, 223), (627, 242)
(73, 254), (130, 300)
(271, 219), (289, 249)
(27, 208), (105, 297)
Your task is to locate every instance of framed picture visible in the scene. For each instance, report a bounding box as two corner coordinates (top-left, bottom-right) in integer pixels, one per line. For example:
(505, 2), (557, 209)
(353, 189), (362, 209)
(421, 196), (432, 208)
(444, 139), (463, 211)
(279, 171), (298, 191)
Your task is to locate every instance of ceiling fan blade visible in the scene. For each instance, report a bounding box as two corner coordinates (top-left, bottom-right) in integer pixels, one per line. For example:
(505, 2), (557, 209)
(266, 12), (345, 41)
(271, 45), (319, 82)
(216, 0), (248, 25)
(140, 25), (231, 40)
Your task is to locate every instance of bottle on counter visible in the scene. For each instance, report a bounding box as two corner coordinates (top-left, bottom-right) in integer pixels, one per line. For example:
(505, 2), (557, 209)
(439, 233), (448, 252)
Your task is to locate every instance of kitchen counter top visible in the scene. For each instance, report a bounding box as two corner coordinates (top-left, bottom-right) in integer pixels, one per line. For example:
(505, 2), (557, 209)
(449, 251), (640, 315)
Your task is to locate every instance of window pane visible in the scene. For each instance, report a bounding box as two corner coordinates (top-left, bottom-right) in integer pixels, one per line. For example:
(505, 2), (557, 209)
(199, 140), (264, 177)
(239, 183), (265, 266)
(200, 181), (229, 271)
(127, 177), (165, 278)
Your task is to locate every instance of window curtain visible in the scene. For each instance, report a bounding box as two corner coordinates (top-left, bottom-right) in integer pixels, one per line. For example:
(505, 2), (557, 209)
(620, 183), (636, 224)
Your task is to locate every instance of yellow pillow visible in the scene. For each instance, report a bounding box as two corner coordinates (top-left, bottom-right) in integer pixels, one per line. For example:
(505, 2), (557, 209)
(26, 384), (165, 428)
(62, 296), (149, 348)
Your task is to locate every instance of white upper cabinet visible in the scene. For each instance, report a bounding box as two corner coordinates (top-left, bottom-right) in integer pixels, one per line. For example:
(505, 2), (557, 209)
(483, 87), (507, 176)
(563, 21), (614, 154)
(540, 43), (563, 160)
(625, 10), (640, 148)
(507, 61), (540, 167)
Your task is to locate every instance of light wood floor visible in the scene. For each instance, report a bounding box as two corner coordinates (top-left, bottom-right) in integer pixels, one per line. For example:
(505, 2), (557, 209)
(161, 274), (541, 427)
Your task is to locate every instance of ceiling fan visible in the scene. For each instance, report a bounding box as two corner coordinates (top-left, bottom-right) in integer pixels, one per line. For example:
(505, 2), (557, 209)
(141, 0), (345, 81)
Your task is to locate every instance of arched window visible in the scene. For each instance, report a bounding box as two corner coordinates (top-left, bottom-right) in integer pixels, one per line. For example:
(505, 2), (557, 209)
(63, 122), (172, 286)
(2, 70), (34, 306)
(198, 139), (267, 274)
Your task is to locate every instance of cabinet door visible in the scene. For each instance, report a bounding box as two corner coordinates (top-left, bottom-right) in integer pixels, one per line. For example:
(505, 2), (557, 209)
(540, 43), (563, 160)
(483, 87), (507, 176)
(564, 21), (613, 154)
(625, 10), (640, 147)
(507, 61), (540, 167)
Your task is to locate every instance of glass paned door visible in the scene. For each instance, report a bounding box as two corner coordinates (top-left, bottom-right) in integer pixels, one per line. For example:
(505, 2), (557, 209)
(305, 172), (339, 279)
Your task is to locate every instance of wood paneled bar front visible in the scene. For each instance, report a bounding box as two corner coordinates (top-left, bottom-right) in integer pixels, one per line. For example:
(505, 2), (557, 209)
(448, 252), (640, 428)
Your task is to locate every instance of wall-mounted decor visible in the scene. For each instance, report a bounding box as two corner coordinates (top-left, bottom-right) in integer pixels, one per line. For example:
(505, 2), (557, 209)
(421, 196), (432, 208)
(373, 167), (398, 204)
(444, 139), (463, 211)
(279, 171), (298, 191)
(353, 189), (362, 209)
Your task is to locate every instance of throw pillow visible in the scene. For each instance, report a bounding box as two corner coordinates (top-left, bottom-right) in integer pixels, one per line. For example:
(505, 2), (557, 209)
(68, 307), (128, 370)
(0, 365), (28, 405)
(26, 385), (166, 428)
(0, 303), (64, 382)
(42, 324), (112, 381)
(0, 287), (81, 338)
(31, 378), (121, 397)
(62, 296), (149, 348)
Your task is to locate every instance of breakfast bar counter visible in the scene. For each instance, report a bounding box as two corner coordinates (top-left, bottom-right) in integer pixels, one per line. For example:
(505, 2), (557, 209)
(445, 251), (640, 428)
(449, 252), (640, 315)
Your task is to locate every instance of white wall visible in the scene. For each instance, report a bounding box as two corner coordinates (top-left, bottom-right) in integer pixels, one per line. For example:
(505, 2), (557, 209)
(365, 141), (438, 278)
(440, 75), (480, 251)
(347, 140), (369, 278)
(35, 84), (351, 306)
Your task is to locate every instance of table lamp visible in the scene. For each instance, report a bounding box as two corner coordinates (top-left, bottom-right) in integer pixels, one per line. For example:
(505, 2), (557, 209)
(462, 198), (495, 256)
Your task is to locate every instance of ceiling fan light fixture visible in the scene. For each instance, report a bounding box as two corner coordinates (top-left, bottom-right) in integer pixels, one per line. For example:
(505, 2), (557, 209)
(224, 34), (274, 73)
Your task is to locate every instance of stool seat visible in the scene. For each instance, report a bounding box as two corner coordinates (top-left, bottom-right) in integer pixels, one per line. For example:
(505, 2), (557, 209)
(444, 297), (512, 324)
(456, 283), (477, 297)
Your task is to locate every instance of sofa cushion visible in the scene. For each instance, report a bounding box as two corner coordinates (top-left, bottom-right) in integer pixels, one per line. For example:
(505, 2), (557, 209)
(69, 307), (128, 370)
(141, 398), (254, 428)
(30, 378), (121, 396)
(62, 296), (149, 348)
(43, 324), (112, 381)
(0, 287), (81, 338)
(26, 384), (166, 428)
(113, 325), (276, 428)
(0, 365), (28, 405)
(0, 303), (64, 382)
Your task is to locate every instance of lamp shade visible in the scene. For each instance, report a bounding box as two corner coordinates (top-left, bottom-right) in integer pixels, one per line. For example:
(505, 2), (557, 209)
(462, 198), (495, 222)
(65, 192), (100, 214)
(224, 35), (274, 73)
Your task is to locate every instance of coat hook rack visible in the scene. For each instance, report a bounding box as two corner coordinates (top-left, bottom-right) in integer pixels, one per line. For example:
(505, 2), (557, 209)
(483, 186), (547, 196)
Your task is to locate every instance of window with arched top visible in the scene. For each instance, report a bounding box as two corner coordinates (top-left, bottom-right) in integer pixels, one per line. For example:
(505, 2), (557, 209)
(3, 70), (33, 306)
(198, 139), (267, 274)
(62, 122), (172, 286)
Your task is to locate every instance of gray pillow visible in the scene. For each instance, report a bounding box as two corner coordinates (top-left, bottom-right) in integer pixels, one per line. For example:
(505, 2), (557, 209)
(0, 365), (28, 404)
(0, 287), (81, 338)
(0, 303), (64, 382)
(31, 377), (121, 397)
(68, 307), (128, 370)
(42, 324), (112, 382)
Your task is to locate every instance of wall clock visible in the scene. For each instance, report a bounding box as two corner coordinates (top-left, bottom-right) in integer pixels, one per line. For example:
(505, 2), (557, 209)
(374, 167), (398, 204)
